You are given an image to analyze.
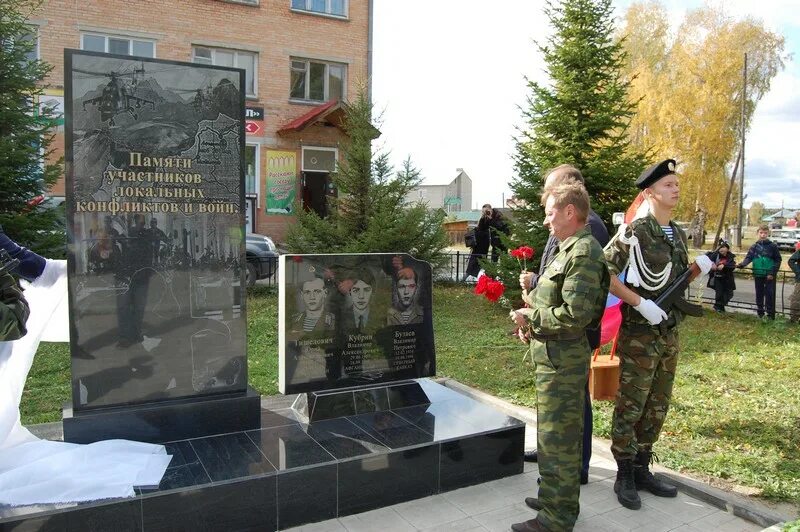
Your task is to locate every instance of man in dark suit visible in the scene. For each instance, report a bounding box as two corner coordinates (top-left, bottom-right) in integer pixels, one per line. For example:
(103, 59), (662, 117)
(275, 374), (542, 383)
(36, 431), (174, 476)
(520, 164), (610, 487)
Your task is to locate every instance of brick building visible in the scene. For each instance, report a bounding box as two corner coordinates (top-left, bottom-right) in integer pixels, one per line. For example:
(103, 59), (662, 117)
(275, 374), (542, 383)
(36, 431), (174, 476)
(28, 0), (372, 242)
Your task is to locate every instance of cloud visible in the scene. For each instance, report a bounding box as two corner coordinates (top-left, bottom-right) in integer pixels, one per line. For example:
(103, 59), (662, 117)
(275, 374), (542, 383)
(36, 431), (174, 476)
(743, 158), (800, 208)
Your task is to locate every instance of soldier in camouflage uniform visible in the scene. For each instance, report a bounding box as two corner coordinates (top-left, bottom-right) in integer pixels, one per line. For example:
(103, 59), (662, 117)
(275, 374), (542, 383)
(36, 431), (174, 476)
(604, 159), (714, 510)
(0, 268), (29, 341)
(0, 225), (44, 341)
(511, 183), (610, 532)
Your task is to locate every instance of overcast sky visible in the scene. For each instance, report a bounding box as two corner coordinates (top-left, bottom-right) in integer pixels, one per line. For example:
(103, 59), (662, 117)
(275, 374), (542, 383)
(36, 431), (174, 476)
(372, 0), (800, 211)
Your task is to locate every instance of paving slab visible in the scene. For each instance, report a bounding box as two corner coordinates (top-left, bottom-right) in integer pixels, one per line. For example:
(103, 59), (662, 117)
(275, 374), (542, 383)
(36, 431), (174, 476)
(284, 380), (787, 532)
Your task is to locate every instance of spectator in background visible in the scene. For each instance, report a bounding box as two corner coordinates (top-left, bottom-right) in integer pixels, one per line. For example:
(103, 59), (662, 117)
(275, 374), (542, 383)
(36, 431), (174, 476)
(737, 225), (782, 320)
(464, 205), (492, 281)
(705, 240), (737, 312)
(483, 203), (511, 263)
(788, 242), (800, 324)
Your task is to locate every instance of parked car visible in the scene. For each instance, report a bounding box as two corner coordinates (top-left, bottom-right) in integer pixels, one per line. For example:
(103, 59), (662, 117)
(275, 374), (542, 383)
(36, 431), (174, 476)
(771, 228), (800, 251)
(246, 233), (279, 287)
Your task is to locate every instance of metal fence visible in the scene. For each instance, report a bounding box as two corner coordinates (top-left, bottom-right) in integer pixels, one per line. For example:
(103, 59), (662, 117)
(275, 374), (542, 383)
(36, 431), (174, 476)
(687, 269), (797, 318)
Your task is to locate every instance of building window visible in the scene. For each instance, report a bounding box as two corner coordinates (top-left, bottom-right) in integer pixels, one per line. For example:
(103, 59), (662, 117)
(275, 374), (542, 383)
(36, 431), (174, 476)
(21, 27), (39, 63)
(192, 46), (257, 98)
(290, 59), (345, 102)
(245, 144), (259, 197)
(301, 146), (337, 172)
(81, 33), (155, 57)
(290, 0), (347, 17)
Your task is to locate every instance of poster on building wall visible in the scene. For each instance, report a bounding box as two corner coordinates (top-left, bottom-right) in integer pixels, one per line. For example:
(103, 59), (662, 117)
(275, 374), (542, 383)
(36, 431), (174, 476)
(64, 50), (247, 411)
(266, 150), (296, 215)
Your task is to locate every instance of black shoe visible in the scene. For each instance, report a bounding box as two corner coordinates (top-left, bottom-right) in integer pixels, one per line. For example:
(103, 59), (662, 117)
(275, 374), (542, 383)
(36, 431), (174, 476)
(634, 449), (678, 497)
(523, 450), (538, 462)
(614, 458), (642, 510)
(524, 497), (542, 511)
(511, 518), (548, 532)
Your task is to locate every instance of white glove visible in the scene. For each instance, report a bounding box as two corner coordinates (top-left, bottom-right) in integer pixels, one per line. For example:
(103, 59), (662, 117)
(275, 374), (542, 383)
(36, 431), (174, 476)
(633, 298), (668, 325)
(695, 255), (714, 275)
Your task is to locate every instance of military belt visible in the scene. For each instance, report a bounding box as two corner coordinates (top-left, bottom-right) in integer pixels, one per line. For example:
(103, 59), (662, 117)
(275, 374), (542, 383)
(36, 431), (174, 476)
(531, 332), (584, 342)
(625, 315), (678, 336)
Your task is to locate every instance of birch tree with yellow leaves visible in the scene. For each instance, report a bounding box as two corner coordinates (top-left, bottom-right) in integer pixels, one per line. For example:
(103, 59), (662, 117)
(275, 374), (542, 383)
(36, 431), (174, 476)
(620, 2), (786, 246)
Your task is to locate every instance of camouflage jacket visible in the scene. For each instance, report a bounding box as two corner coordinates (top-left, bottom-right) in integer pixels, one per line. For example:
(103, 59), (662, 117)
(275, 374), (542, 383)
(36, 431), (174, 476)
(521, 228), (610, 338)
(604, 214), (689, 326)
(0, 272), (29, 341)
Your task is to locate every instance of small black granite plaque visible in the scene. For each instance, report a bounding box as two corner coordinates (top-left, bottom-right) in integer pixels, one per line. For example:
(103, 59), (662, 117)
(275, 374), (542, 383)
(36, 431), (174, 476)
(278, 254), (435, 394)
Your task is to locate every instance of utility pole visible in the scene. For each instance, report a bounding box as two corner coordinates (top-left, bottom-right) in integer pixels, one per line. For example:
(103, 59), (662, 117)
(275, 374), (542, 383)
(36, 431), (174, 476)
(735, 53), (747, 248)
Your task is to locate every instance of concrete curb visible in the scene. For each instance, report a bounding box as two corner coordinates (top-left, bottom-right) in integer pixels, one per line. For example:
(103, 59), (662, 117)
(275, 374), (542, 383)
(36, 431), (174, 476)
(438, 377), (796, 529)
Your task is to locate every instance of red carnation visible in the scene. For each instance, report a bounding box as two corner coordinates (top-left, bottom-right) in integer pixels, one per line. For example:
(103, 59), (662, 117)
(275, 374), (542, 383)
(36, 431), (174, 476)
(474, 274), (490, 295)
(517, 246), (534, 260)
(485, 279), (505, 302)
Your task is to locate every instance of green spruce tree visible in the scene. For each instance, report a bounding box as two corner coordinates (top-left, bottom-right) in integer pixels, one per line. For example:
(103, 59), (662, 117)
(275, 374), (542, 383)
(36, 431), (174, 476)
(0, 0), (64, 256)
(286, 89), (449, 267)
(511, 0), (646, 255)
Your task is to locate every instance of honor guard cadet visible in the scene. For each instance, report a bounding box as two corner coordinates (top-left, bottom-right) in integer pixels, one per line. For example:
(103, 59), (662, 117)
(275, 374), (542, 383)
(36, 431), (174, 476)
(511, 183), (609, 532)
(603, 159), (713, 510)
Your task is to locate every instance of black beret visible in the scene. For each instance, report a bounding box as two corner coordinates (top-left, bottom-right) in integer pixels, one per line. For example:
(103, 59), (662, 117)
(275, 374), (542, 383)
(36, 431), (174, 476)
(635, 159), (677, 189)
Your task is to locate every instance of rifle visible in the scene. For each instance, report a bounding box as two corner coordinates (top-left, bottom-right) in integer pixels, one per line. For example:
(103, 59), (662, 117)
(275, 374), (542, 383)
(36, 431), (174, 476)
(654, 263), (704, 317)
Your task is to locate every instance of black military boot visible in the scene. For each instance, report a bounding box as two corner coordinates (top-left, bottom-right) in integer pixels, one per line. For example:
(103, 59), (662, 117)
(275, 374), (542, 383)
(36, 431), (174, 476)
(614, 459), (641, 510)
(634, 449), (678, 497)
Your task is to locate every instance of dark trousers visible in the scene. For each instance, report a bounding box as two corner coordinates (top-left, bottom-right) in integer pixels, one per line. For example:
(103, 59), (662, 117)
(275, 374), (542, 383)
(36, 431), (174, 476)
(713, 279), (731, 311)
(582, 379), (592, 475)
(754, 276), (776, 318)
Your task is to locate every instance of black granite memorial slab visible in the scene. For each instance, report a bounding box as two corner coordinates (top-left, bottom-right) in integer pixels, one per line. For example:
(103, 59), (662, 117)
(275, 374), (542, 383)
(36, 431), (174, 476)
(0, 499), (142, 532)
(302, 417), (389, 459)
(140, 476), (277, 532)
(246, 424), (334, 470)
(279, 254), (435, 395)
(190, 432), (276, 482)
(62, 49), (258, 443)
(62, 386), (261, 444)
(2, 381), (525, 531)
(276, 466), (338, 529)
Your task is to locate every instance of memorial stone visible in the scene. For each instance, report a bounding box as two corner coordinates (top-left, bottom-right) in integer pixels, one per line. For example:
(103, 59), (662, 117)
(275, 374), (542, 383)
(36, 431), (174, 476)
(62, 50), (259, 443)
(279, 253), (436, 396)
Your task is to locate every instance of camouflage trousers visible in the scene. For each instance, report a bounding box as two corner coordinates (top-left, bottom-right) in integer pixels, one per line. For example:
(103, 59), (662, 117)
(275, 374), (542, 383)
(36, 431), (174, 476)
(532, 337), (590, 532)
(790, 282), (800, 323)
(611, 325), (679, 460)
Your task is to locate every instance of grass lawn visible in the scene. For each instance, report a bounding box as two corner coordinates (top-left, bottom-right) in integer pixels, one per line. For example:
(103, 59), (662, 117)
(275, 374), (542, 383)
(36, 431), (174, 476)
(18, 284), (800, 505)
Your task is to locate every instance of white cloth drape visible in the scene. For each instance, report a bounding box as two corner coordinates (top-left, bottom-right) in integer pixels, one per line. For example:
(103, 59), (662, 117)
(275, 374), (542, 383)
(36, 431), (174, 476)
(0, 260), (171, 506)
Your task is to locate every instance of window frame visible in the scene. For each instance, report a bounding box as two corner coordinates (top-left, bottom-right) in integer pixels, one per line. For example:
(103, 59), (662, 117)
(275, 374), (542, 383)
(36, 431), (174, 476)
(289, 58), (346, 103)
(192, 46), (258, 98)
(290, 0), (348, 19)
(245, 143), (260, 200)
(79, 32), (157, 57)
(301, 146), (338, 173)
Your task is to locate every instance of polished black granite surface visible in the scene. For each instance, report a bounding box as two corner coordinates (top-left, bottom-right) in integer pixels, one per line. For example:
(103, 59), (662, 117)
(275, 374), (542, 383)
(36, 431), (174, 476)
(279, 254), (436, 395)
(1, 380), (524, 531)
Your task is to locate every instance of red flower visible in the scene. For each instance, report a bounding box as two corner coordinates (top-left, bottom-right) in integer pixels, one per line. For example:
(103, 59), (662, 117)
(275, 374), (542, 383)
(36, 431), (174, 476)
(485, 279), (505, 302)
(474, 274), (490, 295)
(291, 256), (303, 263)
(518, 246), (534, 260)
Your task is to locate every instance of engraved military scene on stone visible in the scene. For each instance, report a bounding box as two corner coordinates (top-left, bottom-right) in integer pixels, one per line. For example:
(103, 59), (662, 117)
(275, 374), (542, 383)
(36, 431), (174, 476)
(65, 51), (247, 409)
(279, 254), (435, 394)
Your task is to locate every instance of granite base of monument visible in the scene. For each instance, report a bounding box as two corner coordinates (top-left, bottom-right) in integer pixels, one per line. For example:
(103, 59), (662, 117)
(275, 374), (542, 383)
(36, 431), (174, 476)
(293, 379), (431, 422)
(2, 380), (524, 531)
(62, 387), (262, 444)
